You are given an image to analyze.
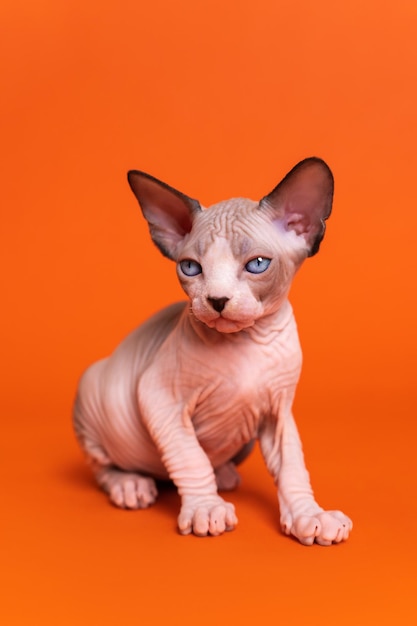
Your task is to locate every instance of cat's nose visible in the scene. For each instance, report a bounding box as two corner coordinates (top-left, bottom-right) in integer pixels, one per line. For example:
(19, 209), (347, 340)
(207, 296), (229, 313)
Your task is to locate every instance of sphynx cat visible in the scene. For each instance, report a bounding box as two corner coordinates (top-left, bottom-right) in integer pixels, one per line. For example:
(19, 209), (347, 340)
(74, 157), (352, 545)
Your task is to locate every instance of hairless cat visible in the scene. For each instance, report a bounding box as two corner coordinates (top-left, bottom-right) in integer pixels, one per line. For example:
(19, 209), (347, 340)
(74, 157), (352, 545)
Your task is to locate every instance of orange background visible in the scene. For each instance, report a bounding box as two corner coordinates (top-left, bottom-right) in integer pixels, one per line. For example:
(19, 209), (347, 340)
(1, 1), (416, 623)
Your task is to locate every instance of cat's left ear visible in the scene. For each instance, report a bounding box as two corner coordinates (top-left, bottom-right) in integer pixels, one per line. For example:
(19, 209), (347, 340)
(127, 170), (202, 260)
(259, 157), (334, 256)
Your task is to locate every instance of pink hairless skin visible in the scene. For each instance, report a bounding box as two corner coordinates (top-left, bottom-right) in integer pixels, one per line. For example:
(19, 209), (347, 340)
(73, 158), (352, 545)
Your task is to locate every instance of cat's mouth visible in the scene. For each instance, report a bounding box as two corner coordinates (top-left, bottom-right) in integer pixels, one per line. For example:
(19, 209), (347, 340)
(205, 313), (255, 334)
(190, 300), (260, 333)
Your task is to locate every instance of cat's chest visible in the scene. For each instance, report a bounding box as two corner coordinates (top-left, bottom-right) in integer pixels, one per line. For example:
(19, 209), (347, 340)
(179, 319), (302, 417)
(187, 338), (300, 462)
(139, 307), (302, 429)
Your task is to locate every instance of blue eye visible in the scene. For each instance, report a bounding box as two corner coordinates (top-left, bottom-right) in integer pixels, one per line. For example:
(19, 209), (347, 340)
(245, 257), (271, 274)
(179, 259), (202, 276)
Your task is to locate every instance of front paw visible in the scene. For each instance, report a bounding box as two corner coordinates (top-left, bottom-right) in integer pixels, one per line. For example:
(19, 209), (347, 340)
(178, 495), (238, 537)
(282, 510), (353, 546)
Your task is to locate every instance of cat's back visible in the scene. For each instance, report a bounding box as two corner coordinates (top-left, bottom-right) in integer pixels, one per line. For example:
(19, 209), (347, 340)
(109, 300), (187, 375)
(77, 301), (187, 407)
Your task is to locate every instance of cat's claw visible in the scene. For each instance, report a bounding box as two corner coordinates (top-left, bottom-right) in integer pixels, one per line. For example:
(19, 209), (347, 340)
(178, 495), (238, 536)
(282, 510), (352, 546)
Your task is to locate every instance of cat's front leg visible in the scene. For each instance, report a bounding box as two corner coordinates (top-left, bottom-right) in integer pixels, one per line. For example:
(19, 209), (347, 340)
(139, 384), (237, 537)
(259, 396), (352, 546)
(178, 494), (237, 536)
(163, 432), (238, 536)
(276, 413), (352, 545)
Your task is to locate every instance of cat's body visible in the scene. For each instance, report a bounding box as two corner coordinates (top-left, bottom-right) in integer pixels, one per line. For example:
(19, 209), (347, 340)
(74, 298), (299, 481)
(74, 159), (352, 544)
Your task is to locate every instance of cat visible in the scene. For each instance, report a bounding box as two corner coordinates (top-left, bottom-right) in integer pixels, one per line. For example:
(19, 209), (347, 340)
(73, 157), (352, 545)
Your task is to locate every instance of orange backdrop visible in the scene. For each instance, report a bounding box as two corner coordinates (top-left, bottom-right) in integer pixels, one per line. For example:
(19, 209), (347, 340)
(1, 1), (416, 624)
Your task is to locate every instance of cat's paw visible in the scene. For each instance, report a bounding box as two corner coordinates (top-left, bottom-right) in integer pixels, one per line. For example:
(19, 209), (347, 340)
(96, 466), (158, 510)
(214, 462), (241, 491)
(178, 495), (238, 536)
(282, 510), (352, 546)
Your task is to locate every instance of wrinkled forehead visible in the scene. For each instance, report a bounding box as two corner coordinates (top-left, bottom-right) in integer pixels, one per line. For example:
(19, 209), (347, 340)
(189, 198), (268, 256)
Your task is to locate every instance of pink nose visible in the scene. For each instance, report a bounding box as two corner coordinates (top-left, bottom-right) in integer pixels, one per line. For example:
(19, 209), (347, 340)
(207, 297), (229, 313)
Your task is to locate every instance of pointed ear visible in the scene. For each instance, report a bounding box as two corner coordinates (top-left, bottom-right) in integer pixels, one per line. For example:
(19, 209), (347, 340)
(127, 170), (202, 260)
(259, 157), (334, 256)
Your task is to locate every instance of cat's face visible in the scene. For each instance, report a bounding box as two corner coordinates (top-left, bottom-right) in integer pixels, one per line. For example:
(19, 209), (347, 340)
(176, 199), (308, 333)
(127, 157), (334, 333)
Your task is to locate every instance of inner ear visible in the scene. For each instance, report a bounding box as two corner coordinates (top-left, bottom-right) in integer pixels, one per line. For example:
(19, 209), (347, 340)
(127, 170), (201, 260)
(259, 157), (334, 256)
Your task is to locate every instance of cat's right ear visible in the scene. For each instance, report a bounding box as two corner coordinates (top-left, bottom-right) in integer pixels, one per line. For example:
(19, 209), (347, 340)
(127, 171), (202, 260)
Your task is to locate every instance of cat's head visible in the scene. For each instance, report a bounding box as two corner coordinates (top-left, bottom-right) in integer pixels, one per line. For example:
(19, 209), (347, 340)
(128, 158), (333, 333)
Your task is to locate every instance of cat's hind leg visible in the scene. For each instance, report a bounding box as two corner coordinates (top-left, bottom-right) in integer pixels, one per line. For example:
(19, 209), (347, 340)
(214, 462), (241, 491)
(73, 399), (158, 510)
(215, 440), (256, 491)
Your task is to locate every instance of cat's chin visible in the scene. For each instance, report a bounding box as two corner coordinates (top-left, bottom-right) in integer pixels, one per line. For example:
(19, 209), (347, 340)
(206, 316), (254, 334)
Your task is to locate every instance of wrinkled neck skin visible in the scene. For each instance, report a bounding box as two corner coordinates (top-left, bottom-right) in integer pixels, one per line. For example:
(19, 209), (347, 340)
(184, 296), (294, 346)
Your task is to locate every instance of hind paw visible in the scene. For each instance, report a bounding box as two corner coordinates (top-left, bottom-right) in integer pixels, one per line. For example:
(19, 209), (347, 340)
(95, 466), (158, 510)
(215, 462), (241, 491)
